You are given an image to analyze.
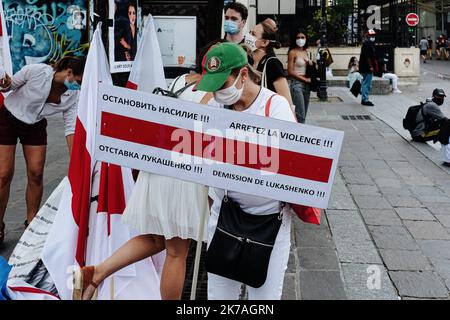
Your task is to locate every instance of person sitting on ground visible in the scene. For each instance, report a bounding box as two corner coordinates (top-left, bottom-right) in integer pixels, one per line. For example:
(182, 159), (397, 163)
(411, 88), (448, 143)
(347, 56), (362, 92)
(381, 53), (401, 94)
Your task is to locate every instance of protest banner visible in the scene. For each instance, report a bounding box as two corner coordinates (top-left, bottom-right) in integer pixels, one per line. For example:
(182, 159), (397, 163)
(95, 84), (344, 209)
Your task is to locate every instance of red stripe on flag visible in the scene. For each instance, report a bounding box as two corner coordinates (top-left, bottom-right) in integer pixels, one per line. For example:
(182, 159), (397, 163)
(100, 112), (333, 183)
(98, 162), (127, 236)
(68, 118), (92, 267)
(126, 81), (138, 90)
(8, 286), (60, 299)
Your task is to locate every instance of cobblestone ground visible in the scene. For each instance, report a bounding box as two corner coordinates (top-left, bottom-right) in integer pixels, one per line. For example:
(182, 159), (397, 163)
(283, 84), (450, 300)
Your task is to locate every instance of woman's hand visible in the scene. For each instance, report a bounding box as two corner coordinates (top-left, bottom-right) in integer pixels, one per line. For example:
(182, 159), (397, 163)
(120, 38), (131, 50)
(0, 73), (12, 90)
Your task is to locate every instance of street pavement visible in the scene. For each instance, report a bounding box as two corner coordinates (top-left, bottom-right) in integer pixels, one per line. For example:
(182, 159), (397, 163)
(283, 67), (450, 300)
(1, 66), (450, 300)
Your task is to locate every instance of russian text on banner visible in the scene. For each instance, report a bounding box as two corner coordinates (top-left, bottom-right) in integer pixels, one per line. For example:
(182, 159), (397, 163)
(95, 84), (344, 209)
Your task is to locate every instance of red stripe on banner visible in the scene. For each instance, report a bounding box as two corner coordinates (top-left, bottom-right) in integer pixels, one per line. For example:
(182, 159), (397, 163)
(126, 81), (138, 90)
(9, 286), (60, 299)
(98, 162), (126, 236)
(68, 118), (92, 267)
(100, 112), (333, 183)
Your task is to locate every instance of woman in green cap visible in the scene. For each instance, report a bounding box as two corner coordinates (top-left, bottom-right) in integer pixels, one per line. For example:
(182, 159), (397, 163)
(195, 42), (296, 300)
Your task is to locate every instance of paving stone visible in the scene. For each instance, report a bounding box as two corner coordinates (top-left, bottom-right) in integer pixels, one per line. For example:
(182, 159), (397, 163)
(286, 250), (297, 273)
(338, 160), (363, 169)
(341, 263), (399, 300)
(281, 274), (297, 300)
(386, 196), (423, 208)
(298, 247), (340, 271)
(327, 211), (382, 264)
(298, 271), (347, 300)
(294, 227), (335, 248)
(374, 178), (404, 188)
(418, 240), (450, 259)
(341, 171), (375, 185)
(416, 195), (450, 203)
(369, 225), (419, 250)
(347, 184), (380, 196)
(327, 191), (358, 210)
(394, 208), (436, 221)
(361, 159), (390, 170)
(366, 168), (398, 179)
(404, 221), (450, 240)
(402, 177), (435, 187)
(389, 271), (449, 298)
(428, 258), (450, 291)
(423, 204), (450, 215)
(353, 195), (393, 209)
(379, 249), (433, 271)
(360, 209), (403, 226)
(436, 215), (450, 228)
(379, 187), (413, 196)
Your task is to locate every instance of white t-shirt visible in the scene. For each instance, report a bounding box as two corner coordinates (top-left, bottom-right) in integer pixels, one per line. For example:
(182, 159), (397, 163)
(209, 87), (297, 215)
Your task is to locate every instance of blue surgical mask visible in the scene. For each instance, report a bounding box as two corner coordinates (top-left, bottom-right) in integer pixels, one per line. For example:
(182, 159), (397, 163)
(64, 78), (81, 91)
(224, 20), (240, 35)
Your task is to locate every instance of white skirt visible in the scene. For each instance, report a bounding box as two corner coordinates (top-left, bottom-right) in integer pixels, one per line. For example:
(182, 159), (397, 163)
(122, 172), (209, 242)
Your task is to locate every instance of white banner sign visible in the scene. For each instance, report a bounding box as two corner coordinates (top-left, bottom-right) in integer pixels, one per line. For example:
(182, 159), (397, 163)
(95, 84), (344, 209)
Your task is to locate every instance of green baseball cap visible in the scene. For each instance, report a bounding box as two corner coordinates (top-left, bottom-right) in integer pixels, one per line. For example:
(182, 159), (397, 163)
(195, 42), (248, 92)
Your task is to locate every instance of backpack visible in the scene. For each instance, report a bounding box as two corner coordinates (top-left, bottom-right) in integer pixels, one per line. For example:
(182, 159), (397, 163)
(403, 102), (426, 131)
(152, 75), (196, 98)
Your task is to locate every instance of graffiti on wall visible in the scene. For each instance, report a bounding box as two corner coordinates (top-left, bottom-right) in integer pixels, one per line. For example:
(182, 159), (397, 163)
(3, 0), (89, 73)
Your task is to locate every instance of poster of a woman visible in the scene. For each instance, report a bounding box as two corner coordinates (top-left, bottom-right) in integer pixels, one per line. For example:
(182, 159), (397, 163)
(109, 0), (140, 73)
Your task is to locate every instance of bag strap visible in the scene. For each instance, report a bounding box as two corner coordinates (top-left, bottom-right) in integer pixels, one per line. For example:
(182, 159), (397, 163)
(261, 56), (276, 89)
(264, 94), (276, 117)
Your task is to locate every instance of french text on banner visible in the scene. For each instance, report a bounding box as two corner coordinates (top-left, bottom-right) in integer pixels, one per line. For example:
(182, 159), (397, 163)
(95, 84), (344, 209)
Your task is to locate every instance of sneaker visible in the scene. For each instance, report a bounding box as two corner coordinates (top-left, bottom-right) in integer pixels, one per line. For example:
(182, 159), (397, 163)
(443, 162), (450, 167)
(361, 100), (374, 106)
(392, 89), (402, 94)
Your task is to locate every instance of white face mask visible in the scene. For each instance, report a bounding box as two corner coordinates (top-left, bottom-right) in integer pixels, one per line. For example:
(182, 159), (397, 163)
(369, 37), (375, 42)
(244, 33), (258, 52)
(296, 39), (306, 47)
(214, 74), (244, 105)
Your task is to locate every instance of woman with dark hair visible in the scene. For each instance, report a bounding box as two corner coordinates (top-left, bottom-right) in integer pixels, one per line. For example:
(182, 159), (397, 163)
(347, 56), (362, 91)
(288, 30), (313, 123)
(244, 19), (294, 110)
(117, 3), (137, 61)
(0, 56), (86, 245)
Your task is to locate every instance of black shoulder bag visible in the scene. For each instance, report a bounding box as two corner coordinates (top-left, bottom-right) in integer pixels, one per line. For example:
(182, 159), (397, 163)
(206, 191), (283, 288)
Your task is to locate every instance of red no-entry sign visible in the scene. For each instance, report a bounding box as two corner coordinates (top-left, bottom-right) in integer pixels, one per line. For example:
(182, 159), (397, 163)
(406, 13), (419, 27)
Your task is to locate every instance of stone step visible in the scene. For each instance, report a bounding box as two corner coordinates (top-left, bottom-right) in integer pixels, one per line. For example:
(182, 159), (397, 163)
(327, 76), (392, 95)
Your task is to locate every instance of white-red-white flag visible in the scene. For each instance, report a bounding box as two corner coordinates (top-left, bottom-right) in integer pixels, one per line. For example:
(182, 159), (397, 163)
(41, 24), (161, 300)
(126, 15), (167, 91)
(41, 23), (111, 300)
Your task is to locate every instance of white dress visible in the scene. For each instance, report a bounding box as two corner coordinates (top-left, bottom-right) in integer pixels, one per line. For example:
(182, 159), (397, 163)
(121, 75), (209, 241)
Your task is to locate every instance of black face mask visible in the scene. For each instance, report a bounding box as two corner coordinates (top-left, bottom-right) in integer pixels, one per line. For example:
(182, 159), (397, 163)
(433, 97), (444, 106)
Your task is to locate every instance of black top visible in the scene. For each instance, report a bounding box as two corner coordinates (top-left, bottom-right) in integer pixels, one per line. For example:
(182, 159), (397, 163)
(257, 53), (287, 92)
(359, 40), (376, 74)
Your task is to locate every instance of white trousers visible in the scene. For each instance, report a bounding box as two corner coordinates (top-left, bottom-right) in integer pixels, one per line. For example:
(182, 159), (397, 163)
(443, 138), (450, 163)
(207, 207), (292, 300)
(382, 73), (399, 90)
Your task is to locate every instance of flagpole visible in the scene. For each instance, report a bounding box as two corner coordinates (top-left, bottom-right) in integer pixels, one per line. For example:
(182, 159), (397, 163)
(190, 208), (208, 300)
